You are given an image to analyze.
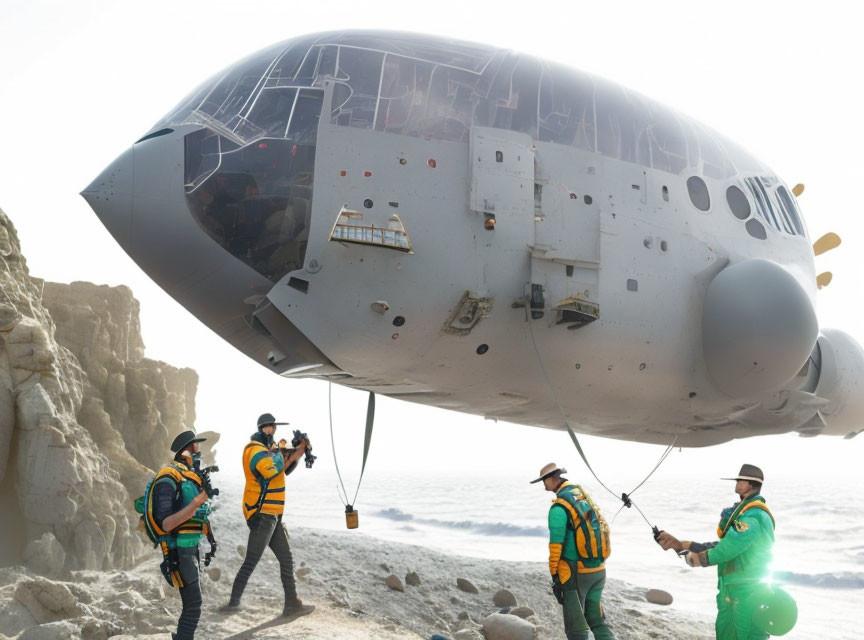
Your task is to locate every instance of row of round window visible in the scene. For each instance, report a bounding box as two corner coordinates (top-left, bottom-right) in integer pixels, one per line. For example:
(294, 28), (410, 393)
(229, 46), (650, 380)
(686, 176), (779, 241)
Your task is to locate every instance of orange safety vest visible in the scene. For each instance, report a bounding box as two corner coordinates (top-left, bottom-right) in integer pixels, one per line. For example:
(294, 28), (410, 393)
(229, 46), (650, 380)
(242, 440), (286, 520)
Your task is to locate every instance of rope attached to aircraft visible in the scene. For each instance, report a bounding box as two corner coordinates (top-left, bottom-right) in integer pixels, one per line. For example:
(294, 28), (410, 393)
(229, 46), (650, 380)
(524, 303), (677, 535)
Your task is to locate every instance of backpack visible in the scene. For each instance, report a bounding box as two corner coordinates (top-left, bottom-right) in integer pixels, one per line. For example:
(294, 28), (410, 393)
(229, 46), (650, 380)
(133, 465), (198, 546)
(553, 484), (612, 561)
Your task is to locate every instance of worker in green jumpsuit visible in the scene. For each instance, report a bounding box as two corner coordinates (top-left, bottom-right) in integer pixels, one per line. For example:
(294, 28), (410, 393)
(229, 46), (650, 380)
(656, 464), (775, 640)
(532, 463), (617, 640)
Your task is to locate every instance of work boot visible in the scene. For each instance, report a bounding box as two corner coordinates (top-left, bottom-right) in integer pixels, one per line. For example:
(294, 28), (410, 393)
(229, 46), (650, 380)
(218, 600), (241, 614)
(281, 598), (315, 620)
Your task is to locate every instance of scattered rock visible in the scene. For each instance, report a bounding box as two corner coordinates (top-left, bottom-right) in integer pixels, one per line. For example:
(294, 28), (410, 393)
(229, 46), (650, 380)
(385, 574), (404, 592)
(481, 612), (535, 640)
(22, 534), (66, 577)
(646, 588), (674, 605)
(492, 588), (517, 607)
(456, 578), (478, 594)
(509, 606), (535, 619)
(453, 630), (484, 640)
(237, 545), (246, 559)
(14, 579), (80, 623)
(405, 571), (421, 586)
(296, 567), (312, 578)
(379, 563), (391, 572)
(206, 567), (221, 582)
(17, 620), (80, 640)
(457, 611), (470, 621)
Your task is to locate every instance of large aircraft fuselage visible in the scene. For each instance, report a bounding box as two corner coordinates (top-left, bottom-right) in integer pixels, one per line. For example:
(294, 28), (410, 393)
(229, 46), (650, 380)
(83, 31), (864, 445)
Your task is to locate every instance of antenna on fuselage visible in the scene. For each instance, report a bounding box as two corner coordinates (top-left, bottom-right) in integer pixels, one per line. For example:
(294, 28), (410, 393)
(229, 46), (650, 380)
(813, 232), (842, 257)
(812, 232), (841, 290)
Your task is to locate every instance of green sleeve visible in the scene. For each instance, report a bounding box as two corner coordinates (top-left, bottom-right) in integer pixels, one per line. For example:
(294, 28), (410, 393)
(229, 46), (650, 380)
(548, 504), (568, 545)
(250, 449), (283, 480)
(707, 513), (761, 565)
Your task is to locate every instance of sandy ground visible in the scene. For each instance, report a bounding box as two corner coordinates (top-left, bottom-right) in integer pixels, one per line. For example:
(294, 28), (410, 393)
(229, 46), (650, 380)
(0, 513), (714, 640)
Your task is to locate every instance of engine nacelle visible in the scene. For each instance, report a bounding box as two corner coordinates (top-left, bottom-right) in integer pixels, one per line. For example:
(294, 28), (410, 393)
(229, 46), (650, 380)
(812, 329), (864, 436)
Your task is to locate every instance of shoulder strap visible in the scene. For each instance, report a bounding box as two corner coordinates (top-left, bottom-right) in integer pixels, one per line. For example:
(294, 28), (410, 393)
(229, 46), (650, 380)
(553, 496), (598, 558)
(739, 501), (775, 530)
(719, 497), (775, 537)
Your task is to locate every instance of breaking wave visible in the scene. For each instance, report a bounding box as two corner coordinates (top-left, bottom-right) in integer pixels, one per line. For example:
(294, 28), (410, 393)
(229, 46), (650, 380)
(375, 508), (546, 537)
(773, 571), (864, 589)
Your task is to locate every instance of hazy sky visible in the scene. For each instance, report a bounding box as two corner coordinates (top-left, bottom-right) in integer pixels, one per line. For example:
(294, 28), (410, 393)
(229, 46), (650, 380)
(1, 1), (862, 488)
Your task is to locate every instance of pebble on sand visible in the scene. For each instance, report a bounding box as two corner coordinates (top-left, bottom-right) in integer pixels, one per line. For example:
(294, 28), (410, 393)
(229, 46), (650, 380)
(482, 612), (535, 640)
(456, 578), (478, 594)
(492, 588), (517, 607)
(646, 589), (674, 606)
(405, 571), (421, 586)
(385, 575), (404, 592)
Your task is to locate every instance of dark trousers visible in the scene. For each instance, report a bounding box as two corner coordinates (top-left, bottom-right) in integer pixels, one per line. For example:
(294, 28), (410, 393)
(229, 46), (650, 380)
(172, 547), (202, 640)
(229, 513), (297, 607)
(176, 580), (202, 640)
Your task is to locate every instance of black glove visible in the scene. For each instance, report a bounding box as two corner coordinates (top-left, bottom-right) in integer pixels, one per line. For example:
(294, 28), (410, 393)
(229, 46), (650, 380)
(551, 576), (565, 605)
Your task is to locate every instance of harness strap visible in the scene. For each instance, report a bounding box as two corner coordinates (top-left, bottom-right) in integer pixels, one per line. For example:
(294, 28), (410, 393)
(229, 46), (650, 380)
(718, 500), (775, 538)
(553, 497), (600, 560)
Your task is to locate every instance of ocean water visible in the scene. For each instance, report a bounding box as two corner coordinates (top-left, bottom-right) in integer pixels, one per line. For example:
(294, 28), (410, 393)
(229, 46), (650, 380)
(215, 465), (863, 639)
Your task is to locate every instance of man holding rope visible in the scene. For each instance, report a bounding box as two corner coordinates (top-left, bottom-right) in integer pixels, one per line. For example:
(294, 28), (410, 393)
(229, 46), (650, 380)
(655, 464), (776, 640)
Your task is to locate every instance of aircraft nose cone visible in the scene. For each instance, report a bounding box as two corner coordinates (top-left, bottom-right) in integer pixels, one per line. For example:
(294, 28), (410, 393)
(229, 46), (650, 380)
(702, 258), (818, 397)
(81, 147), (133, 246)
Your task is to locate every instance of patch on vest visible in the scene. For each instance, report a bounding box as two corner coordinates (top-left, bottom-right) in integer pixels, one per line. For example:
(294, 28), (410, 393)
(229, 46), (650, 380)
(733, 520), (749, 533)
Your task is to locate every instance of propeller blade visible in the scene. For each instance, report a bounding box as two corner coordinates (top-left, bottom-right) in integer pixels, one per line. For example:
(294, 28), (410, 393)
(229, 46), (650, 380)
(792, 183), (805, 197)
(813, 232), (842, 256)
(816, 272), (833, 289)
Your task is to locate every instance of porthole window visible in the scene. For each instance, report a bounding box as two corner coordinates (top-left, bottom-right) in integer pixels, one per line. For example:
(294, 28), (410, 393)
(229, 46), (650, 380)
(687, 176), (710, 211)
(726, 185), (750, 220)
(662, 185), (669, 202)
(746, 219), (767, 240)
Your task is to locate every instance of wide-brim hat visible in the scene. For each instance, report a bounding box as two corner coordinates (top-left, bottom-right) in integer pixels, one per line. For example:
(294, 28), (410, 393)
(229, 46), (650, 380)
(530, 462), (567, 484)
(257, 413), (289, 429)
(170, 430), (207, 453)
(721, 463), (764, 483)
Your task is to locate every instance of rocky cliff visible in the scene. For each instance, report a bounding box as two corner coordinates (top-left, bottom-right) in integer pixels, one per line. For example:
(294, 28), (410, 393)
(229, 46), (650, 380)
(0, 208), (199, 574)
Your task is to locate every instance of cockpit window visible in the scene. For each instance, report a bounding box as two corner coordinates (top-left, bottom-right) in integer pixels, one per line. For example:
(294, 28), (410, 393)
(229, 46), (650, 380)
(726, 185), (751, 220)
(776, 186), (805, 236)
(687, 176), (711, 211)
(742, 177), (805, 237)
(148, 31), (775, 178)
(184, 90), (323, 283)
